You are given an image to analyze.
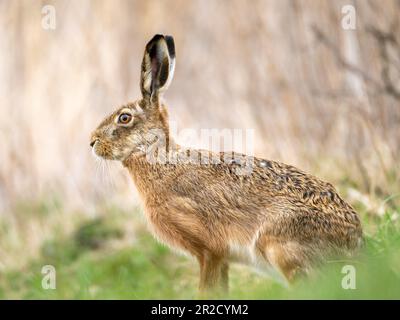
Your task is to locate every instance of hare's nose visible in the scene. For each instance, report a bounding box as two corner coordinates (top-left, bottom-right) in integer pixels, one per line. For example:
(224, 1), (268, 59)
(90, 138), (98, 148)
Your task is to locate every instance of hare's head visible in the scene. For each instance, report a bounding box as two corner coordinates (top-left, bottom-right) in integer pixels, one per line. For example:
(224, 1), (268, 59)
(90, 34), (175, 161)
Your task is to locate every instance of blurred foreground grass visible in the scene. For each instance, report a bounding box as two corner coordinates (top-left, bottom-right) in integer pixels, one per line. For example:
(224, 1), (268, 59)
(0, 203), (399, 299)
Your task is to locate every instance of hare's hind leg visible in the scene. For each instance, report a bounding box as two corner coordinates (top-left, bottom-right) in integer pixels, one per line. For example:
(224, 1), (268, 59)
(255, 236), (311, 282)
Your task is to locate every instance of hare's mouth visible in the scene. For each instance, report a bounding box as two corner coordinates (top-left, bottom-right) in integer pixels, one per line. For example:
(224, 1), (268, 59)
(92, 139), (133, 161)
(91, 140), (103, 159)
(91, 140), (113, 160)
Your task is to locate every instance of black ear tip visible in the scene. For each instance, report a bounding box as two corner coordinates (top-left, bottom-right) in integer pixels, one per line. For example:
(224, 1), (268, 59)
(146, 34), (164, 50)
(146, 34), (176, 58)
(150, 34), (164, 42)
(165, 35), (175, 58)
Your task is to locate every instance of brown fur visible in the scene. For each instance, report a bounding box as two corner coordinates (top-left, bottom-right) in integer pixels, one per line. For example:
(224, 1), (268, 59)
(90, 35), (363, 292)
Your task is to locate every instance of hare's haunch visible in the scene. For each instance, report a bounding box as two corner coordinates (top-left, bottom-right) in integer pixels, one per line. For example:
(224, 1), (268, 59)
(90, 34), (363, 292)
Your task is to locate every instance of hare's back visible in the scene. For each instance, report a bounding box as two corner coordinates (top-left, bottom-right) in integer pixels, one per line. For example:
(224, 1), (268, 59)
(168, 156), (362, 248)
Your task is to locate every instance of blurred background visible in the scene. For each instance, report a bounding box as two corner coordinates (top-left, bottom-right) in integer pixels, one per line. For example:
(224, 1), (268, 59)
(0, 0), (399, 298)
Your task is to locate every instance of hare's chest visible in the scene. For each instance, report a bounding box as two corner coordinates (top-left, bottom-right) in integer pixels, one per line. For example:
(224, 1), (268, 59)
(142, 206), (192, 255)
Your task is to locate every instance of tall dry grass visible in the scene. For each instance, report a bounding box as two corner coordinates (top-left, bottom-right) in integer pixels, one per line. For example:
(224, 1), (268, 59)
(0, 0), (399, 267)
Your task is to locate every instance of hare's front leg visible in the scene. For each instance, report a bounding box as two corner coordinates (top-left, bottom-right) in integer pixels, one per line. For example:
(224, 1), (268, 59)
(198, 254), (228, 293)
(220, 262), (229, 291)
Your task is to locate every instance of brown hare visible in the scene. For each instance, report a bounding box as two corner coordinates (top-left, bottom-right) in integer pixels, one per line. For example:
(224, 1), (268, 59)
(90, 34), (363, 292)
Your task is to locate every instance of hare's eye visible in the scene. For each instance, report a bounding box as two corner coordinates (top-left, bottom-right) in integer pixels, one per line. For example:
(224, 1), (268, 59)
(118, 113), (132, 124)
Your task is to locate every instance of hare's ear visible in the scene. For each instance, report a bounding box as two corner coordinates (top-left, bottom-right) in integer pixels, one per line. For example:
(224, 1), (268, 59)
(140, 34), (176, 101)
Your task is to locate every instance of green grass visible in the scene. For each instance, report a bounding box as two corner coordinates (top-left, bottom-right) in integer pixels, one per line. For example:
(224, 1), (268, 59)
(0, 208), (399, 299)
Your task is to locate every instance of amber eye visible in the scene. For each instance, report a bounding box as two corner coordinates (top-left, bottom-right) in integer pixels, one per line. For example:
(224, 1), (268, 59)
(118, 113), (132, 124)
